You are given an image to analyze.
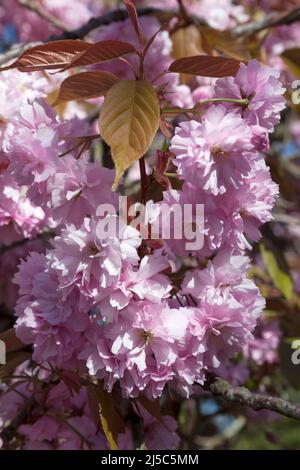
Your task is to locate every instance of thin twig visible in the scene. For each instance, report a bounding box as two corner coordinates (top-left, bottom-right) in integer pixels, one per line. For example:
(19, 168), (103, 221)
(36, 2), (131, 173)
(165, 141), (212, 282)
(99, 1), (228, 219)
(233, 6), (300, 37)
(0, 231), (54, 256)
(46, 411), (93, 449)
(49, 7), (166, 41)
(17, 0), (70, 32)
(205, 376), (300, 421)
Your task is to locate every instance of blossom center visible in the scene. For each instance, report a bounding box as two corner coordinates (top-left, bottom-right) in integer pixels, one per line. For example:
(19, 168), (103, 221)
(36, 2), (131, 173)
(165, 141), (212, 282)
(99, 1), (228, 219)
(142, 330), (153, 344)
(88, 242), (101, 256)
(211, 146), (227, 158)
(239, 208), (249, 218)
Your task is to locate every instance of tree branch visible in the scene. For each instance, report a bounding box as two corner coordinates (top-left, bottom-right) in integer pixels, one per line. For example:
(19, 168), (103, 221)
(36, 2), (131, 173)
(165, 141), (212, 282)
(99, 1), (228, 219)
(1, 4), (300, 67)
(0, 231), (54, 256)
(0, 7), (166, 66)
(49, 7), (166, 41)
(58, 3), (300, 40)
(205, 376), (300, 421)
(233, 6), (300, 37)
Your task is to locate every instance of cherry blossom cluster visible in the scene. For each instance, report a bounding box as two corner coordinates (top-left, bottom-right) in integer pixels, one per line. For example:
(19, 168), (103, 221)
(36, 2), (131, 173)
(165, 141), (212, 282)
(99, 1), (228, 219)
(0, 0), (289, 451)
(4, 59), (284, 403)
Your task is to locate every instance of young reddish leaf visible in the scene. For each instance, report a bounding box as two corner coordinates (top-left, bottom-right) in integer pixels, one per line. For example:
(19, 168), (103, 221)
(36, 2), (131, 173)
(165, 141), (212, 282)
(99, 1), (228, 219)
(60, 40), (136, 71)
(169, 55), (242, 77)
(53, 71), (119, 105)
(95, 384), (125, 450)
(0, 328), (24, 353)
(124, 0), (143, 44)
(0, 40), (90, 72)
(99, 79), (160, 190)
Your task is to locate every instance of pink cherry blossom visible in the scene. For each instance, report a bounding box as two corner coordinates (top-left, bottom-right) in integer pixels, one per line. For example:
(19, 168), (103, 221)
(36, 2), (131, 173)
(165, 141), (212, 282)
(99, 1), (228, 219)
(215, 60), (286, 131)
(161, 183), (234, 258)
(86, 302), (204, 398)
(171, 105), (255, 195)
(223, 158), (279, 246)
(244, 317), (281, 366)
(49, 216), (141, 302)
(7, 99), (62, 188)
(48, 156), (118, 227)
(0, 172), (45, 246)
(14, 252), (90, 368)
(97, 252), (173, 321)
(0, 238), (44, 310)
(0, 2), (289, 449)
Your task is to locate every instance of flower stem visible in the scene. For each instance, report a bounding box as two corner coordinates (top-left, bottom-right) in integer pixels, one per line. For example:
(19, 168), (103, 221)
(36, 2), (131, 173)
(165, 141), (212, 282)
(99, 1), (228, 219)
(195, 97), (249, 108)
(139, 156), (148, 205)
(162, 97), (249, 117)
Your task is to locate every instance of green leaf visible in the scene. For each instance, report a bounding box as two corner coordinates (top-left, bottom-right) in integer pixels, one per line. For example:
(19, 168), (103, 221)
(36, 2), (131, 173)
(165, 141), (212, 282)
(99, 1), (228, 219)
(260, 242), (293, 300)
(95, 383), (125, 450)
(99, 79), (160, 190)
